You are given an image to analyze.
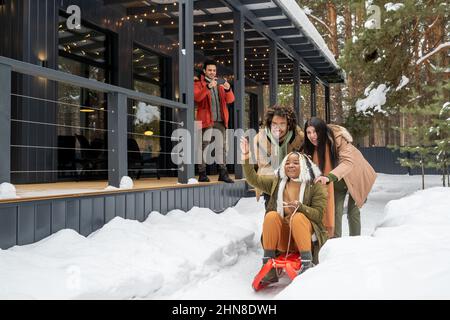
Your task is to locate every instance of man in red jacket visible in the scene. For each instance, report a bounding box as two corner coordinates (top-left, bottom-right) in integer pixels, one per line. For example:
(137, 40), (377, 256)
(194, 60), (235, 183)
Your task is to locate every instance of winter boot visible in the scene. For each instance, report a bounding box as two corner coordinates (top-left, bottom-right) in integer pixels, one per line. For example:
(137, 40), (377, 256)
(198, 170), (210, 182)
(218, 167), (234, 183)
(299, 251), (314, 275)
(260, 250), (278, 284)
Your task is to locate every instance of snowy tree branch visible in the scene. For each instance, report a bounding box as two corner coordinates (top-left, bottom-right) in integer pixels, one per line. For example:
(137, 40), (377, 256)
(416, 42), (450, 65)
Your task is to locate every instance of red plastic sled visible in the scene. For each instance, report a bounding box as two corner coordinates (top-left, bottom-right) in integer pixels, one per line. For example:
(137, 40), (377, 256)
(252, 253), (302, 291)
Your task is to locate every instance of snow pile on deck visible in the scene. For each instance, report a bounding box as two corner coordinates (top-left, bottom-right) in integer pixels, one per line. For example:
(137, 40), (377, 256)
(276, 187), (450, 299)
(0, 182), (18, 199)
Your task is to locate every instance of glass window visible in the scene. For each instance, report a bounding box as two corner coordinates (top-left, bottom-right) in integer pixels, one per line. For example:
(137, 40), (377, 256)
(58, 16), (108, 66)
(57, 14), (111, 180)
(130, 46), (166, 166)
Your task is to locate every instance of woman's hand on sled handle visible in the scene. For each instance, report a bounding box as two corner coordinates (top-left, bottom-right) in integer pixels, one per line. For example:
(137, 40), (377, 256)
(314, 176), (329, 185)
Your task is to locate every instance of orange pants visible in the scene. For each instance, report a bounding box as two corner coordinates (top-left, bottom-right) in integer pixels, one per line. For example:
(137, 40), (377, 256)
(262, 211), (313, 252)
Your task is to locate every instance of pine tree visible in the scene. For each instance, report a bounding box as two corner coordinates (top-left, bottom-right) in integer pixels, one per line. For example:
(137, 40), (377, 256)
(427, 80), (450, 186)
(339, 0), (448, 145)
(392, 73), (449, 189)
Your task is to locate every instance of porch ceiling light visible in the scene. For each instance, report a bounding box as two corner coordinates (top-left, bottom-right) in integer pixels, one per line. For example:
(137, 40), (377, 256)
(144, 130), (154, 136)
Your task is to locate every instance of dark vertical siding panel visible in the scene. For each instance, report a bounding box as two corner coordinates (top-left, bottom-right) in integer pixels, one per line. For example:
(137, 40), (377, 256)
(66, 200), (80, 232)
(160, 190), (168, 214)
(181, 188), (188, 212)
(220, 184), (225, 211)
(92, 197), (105, 231)
(35, 203), (51, 241)
(188, 188), (194, 209)
(144, 192), (152, 220)
(193, 188), (200, 207)
(136, 193), (144, 222)
(168, 189), (175, 212)
(199, 187), (205, 208)
(152, 191), (161, 214)
(205, 186), (211, 210)
(225, 184), (233, 208)
(230, 184), (235, 206)
(51, 200), (66, 233)
(219, 185), (224, 211)
(210, 186), (215, 211)
(175, 189), (182, 211)
(105, 196), (115, 223)
(223, 184), (228, 209)
(0, 206), (17, 249)
(215, 185), (220, 212)
(17, 205), (34, 245)
(80, 199), (93, 237)
(115, 195), (126, 218)
(126, 194), (136, 220)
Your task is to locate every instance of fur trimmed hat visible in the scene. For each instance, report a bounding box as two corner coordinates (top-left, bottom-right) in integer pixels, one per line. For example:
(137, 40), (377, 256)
(277, 152), (322, 183)
(275, 152), (322, 218)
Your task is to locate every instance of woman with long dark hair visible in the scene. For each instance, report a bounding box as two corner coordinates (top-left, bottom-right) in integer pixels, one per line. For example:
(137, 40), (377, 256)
(303, 117), (377, 237)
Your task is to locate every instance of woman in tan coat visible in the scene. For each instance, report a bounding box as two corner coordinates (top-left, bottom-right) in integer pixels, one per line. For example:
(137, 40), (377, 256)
(303, 117), (377, 237)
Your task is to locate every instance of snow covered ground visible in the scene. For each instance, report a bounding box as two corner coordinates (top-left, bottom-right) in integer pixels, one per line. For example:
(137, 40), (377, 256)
(0, 174), (448, 299)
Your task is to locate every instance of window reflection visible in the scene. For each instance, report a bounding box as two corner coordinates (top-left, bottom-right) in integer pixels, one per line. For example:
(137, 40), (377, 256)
(130, 45), (165, 169)
(57, 14), (110, 180)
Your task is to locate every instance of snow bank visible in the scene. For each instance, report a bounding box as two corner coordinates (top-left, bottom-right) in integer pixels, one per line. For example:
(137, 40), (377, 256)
(0, 206), (257, 299)
(0, 182), (18, 199)
(276, 187), (450, 299)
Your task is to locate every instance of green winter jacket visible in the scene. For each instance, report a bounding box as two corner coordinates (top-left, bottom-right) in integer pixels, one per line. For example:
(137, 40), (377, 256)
(243, 159), (329, 250)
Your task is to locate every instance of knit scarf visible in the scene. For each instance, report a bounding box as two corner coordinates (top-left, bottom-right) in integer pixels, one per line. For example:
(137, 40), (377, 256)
(265, 127), (293, 170)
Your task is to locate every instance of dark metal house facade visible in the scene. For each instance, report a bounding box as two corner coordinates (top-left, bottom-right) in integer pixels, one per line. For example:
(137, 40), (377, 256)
(0, 0), (344, 249)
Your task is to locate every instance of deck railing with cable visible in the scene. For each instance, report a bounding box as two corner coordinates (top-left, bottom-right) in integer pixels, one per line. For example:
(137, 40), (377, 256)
(0, 55), (191, 187)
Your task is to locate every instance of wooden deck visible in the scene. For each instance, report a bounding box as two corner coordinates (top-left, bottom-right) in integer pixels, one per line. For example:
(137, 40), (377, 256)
(2, 175), (239, 204)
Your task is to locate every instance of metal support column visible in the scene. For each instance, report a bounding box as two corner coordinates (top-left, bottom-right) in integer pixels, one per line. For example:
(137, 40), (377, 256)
(177, 0), (195, 183)
(310, 74), (317, 117)
(325, 84), (331, 123)
(107, 92), (128, 187)
(0, 64), (11, 183)
(233, 9), (245, 179)
(257, 84), (264, 127)
(269, 40), (278, 107)
(293, 60), (302, 126)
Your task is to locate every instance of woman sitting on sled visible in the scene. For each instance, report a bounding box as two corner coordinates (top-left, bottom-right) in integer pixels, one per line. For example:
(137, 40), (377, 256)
(240, 137), (328, 287)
